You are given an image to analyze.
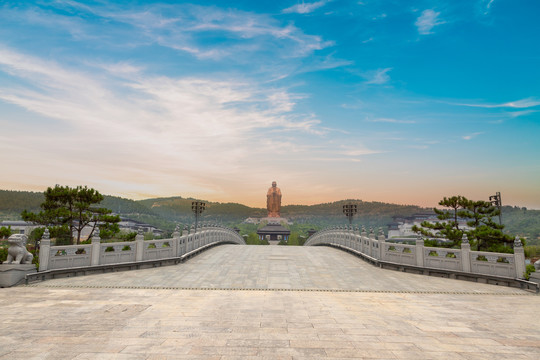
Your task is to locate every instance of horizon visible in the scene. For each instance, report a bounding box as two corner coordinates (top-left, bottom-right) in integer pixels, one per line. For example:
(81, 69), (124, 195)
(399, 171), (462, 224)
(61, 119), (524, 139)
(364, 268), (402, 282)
(1, 1), (539, 209)
(3, 186), (538, 211)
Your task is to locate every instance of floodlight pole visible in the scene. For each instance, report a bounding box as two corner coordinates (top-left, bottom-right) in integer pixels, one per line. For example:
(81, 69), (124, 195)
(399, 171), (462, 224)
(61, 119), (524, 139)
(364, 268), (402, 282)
(489, 192), (502, 225)
(342, 203), (358, 228)
(191, 201), (206, 233)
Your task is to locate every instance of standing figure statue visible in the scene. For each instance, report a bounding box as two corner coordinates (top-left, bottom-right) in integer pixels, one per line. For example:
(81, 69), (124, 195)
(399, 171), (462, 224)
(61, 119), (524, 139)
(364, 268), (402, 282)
(266, 181), (282, 218)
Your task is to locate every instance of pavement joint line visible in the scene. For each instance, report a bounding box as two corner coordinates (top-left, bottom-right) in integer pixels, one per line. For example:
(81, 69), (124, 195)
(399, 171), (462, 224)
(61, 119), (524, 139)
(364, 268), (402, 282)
(25, 284), (533, 295)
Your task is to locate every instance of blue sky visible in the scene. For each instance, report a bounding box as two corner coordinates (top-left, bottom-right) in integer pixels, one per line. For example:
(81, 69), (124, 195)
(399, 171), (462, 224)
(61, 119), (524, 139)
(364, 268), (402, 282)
(0, 0), (539, 208)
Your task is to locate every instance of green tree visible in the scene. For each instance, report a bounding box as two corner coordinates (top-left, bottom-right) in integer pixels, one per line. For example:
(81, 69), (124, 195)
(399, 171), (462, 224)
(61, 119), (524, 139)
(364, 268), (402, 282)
(460, 199), (514, 252)
(245, 233), (260, 245)
(0, 225), (13, 239)
(21, 185), (120, 245)
(413, 195), (516, 251)
(412, 196), (466, 248)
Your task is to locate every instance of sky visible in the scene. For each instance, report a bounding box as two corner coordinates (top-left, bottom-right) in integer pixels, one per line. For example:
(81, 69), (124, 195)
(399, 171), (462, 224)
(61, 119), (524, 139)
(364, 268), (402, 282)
(0, 0), (539, 209)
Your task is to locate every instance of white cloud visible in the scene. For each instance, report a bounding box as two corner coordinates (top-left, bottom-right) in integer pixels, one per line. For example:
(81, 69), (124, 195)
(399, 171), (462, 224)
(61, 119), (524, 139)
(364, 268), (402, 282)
(462, 132), (483, 140)
(483, 0), (496, 15)
(455, 98), (540, 109)
(415, 9), (445, 35)
(97, 4), (332, 60)
(0, 47), (379, 201)
(367, 117), (415, 124)
(283, 1), (329, 14)
(363, 68), (392, 85)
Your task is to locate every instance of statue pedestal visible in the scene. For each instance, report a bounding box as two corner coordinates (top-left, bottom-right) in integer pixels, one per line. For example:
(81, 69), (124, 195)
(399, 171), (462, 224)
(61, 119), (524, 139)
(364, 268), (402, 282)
(0, 264), (37, 287)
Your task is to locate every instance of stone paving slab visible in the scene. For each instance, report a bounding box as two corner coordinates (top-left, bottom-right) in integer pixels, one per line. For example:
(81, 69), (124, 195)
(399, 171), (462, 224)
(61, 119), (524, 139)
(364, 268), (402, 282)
(1, 245), (538, 359)
(0, 287), (538, 359)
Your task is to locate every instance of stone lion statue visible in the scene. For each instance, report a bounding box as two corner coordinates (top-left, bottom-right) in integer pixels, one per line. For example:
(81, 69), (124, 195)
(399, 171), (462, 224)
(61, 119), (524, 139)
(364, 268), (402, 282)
(3, 234), (33, 265)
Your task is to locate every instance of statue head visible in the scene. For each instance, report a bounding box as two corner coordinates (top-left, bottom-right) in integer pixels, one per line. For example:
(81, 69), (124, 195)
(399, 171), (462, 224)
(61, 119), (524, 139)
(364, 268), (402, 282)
(272, 181), (277, 188)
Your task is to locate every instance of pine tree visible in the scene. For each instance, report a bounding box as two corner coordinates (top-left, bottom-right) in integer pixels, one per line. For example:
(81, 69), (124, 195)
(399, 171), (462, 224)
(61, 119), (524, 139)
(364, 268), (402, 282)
(412, 196), (466, 247)
(412, 195), (516, 251)
(21, 185), (120, 244)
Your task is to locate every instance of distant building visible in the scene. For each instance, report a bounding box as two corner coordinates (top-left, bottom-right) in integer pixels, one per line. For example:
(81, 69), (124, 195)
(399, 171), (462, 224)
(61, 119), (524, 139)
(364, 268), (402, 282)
(243, 217), (261, 224)
(387, 213), (471, 238)
(257, 222), (291, 244)
(0, 220), (38, 235)
(117, 217), (164, 237)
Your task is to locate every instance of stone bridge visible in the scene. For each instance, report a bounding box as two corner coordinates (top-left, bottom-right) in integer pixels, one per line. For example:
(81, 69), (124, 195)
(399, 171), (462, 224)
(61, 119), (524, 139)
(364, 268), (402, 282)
(1, 226), (539, 359)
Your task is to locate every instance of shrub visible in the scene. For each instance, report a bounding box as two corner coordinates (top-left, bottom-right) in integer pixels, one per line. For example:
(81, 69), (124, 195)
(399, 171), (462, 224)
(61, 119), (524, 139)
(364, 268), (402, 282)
(0, 247), (7, 262)
(524, 264), (536, 280)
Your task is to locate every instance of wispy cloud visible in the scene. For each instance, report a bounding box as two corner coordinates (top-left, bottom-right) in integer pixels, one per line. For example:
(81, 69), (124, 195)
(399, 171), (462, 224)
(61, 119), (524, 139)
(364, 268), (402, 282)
(462, 132), (483, 140)
(454, 98), (540, 109)
(283, 1), (330, 14)
(483, 0), (496, 15)
(367, 117), (415, 124)
(0, 47), (320, 165)
(10, 2), (332, 63)
(415, 9), (445, 35)
(0, 46), (376, 201)
(363, 67), (392, 85)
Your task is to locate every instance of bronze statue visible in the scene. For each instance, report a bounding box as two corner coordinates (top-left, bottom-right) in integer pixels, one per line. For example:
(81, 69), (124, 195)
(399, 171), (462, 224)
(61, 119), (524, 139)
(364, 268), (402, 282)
(266, 181), (282, 217)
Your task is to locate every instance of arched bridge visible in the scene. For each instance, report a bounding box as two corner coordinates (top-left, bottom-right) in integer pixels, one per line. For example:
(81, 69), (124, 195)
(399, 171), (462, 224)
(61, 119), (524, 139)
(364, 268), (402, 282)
(24, 224), (537, 293)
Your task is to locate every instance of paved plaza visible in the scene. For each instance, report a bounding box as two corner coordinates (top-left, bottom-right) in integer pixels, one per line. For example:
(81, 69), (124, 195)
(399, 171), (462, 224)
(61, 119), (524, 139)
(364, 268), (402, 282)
(1, 245), (539, 359)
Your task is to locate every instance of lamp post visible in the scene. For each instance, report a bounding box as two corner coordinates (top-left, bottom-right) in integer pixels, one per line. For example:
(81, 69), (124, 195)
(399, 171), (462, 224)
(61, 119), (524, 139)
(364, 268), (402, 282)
(343, 203), (357, 227)
(191, 201), (206, 233)
(489, 192), (502, 225)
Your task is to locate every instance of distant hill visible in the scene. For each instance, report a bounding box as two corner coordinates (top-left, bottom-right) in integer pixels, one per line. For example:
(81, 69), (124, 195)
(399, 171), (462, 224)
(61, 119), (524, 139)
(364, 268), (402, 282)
(1, 190), (539, 242)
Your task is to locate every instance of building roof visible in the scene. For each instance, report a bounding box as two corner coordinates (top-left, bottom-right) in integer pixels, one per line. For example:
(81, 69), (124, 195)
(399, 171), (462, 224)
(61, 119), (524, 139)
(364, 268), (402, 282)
(257, 223), (291, 235)
(0, 221), (34, 226)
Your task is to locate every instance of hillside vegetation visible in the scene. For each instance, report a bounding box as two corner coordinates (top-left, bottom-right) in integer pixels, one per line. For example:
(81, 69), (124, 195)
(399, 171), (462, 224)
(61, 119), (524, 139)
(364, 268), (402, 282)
(1, 190), (539, 242)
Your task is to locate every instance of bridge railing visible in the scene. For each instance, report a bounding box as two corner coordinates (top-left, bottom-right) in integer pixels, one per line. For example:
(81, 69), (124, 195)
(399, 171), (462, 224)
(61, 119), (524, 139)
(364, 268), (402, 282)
(38, 225), (245, 272)
(304, 227), (527, 280)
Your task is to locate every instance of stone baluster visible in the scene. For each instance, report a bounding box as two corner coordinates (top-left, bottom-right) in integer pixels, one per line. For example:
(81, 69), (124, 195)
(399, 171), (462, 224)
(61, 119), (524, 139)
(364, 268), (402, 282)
(415, 236), (424, 267)
(38, 228), (51, 271)
(377, 227), (385, 260)
(354, 226), (360, 251)
(180, 225), (188, 255)
(91, 226), (101, 266)
(460, 234), (471, 273)
(361, 226), (367, 254)
(513, 236), (526, 279)
(369, 228), (375, 257)
(135, 228), (144, 262)
(172, 225), (180, 257)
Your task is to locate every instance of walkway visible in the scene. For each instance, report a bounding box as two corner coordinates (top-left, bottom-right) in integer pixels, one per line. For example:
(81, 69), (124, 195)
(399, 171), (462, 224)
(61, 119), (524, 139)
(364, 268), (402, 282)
(1, 245), (539, 359)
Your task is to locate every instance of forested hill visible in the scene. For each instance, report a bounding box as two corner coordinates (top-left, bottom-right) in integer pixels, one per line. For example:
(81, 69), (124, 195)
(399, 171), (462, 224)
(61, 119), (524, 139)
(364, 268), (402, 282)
(0, 190), (153, 218)
(1, 190), (539, 241)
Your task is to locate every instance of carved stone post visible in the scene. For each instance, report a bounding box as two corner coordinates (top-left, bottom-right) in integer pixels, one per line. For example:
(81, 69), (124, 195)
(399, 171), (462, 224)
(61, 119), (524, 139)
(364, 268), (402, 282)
(91, 227), (101, 266)
(461, 234), (471, 273)
(38, 229), (51, 271)
(513, 236), (526, 279)
(180, 226), (188, 256)
(354, 226), (360, 251)
(135, 228), (144, 262)
(415, 236), (424, 267)
(378, 227), (385, 260)
(172, 225), (180, 258)
(369, 227), (375, 257)
(361, 226), (367, 254)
